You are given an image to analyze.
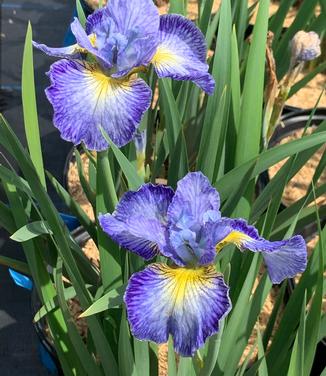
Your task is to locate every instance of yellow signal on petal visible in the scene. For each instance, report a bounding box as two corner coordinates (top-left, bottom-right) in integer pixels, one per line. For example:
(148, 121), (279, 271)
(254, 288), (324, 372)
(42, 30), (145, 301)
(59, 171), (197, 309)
(157, 264), (217, 306)
(152, 46), (182, 68)
(87, 66), (132, 99)
(215, 231), (252, 253)
(88, 33), (97, 47)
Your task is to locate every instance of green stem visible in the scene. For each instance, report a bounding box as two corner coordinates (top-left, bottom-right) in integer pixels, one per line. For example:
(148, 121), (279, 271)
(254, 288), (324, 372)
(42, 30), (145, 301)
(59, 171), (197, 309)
(96, 150), (122, 291)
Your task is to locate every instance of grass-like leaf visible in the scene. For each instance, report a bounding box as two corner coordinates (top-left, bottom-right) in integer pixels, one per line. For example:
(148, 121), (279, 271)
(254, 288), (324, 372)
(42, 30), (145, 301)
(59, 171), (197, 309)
(22, 23), (46, 188)
(79, 284), (125, 318)
(10, 220), (51, 242)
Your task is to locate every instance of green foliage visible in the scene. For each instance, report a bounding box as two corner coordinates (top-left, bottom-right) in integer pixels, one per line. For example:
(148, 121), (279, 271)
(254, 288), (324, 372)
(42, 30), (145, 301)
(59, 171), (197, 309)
(0, 0), (325, 374)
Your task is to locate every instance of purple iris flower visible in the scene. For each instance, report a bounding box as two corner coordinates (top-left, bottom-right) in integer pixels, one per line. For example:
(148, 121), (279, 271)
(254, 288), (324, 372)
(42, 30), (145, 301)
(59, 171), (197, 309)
(99, 172), (307, 357)
(33, 0), (214, 151)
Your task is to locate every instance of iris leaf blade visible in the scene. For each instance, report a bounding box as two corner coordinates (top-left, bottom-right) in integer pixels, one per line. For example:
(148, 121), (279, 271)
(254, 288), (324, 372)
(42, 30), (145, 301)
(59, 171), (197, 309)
(287, 291), (307, 376)
(55, 257), (103, 376)
(79, 284), (125, 318)
(159, 78), (182, 153)
(134, 339), (150, 376)
(215, 254), (259, 373)
(234, 0), (269, 166)
(46, 171), (97, 241)
(0, 255), (30, 275)
(75, 149), (96, 208)
(303, 188), (324, 375)
(168, 129), (189, 187)
(119, 309), (137, 376)
(199, 0), (214, 35)
(0, 114), (119, 374)
(215, 129), (326, 202)
(10, 220), (51, 242)
(76, 0), (87, 27)
(99, 127), (143, 191)
(198, 0), (232, 173)
(257, 328), (268, 376)
(22, 23), (46, 189)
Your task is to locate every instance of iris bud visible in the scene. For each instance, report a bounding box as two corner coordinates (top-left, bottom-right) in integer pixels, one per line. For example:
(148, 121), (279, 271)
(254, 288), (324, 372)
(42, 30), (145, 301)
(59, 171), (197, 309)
(291, 31), (321, 63)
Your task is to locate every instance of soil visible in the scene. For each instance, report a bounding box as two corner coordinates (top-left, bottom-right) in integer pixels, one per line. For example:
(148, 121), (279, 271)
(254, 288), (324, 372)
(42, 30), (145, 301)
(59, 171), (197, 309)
(67, 152), (95, 221)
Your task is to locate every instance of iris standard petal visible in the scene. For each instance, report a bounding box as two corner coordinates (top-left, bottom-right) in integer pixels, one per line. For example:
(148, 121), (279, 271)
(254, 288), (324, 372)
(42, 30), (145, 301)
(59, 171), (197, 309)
(152, 14), (215, 94)
(125, 263), (231, 357)
(213, 218), (307, 284)
(46, 59), (152, 151)
(87, 0), (159, 76)
(107, 0), (159, 38)
(99, 184), (174, 259)
(86, 6), (109, 35)
(32, 41), (82, 59)
(167, 172), (220, 227)
(163, 172), (221, 266)
(166, 225), (217, 267)
(70, 18), (112, 68)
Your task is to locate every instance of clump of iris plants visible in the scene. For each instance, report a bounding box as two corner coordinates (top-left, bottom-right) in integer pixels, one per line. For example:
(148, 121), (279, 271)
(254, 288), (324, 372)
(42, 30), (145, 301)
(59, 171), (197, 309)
(0, 0), (324, 374)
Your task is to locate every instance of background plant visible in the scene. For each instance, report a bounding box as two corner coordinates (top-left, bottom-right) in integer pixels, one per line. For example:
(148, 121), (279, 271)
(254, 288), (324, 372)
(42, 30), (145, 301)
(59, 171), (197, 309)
(0, 0), (325, 375)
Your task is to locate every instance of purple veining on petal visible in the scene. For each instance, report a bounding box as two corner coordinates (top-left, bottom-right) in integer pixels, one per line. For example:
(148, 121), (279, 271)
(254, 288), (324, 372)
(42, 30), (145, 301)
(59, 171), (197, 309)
(125, 263), (231, 356)
(32, 41), (82, 59)
(46, 59), (152, 151)
(85, 0), (159, 75)
(99, 184), (174, 259)
(152, 14), (215, 94)
(212, 218), (307, 284)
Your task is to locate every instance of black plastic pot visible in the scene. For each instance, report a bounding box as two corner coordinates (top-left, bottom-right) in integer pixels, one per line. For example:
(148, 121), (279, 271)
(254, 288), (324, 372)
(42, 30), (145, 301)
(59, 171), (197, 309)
(258, 108), (326, 208)
(31, 288), (63, 376)
(258, 108), (326, 373)
(30, 226), (91, 375)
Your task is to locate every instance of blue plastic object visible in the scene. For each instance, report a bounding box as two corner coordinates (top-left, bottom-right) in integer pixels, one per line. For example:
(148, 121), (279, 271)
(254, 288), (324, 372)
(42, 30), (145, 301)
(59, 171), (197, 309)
(9, 213), (79, 288)
(59, 212), (80, 231)
(38, 343), (59, 375)
(8, 269), (33, 290)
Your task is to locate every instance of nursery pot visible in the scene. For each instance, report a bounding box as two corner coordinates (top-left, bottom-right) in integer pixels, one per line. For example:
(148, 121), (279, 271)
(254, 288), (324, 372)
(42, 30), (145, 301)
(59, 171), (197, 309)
(258, 107), (326, 255)
(30, 226), (91, 375)
(258, 108), (326, 373)
(31, 287), (64, 376)
(258, 107), (326, 218)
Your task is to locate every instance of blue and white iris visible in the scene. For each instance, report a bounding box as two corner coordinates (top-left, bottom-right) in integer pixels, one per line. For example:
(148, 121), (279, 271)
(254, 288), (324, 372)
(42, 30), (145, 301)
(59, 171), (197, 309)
(34, 0), (214, 151)
(99, 172), (307, 356)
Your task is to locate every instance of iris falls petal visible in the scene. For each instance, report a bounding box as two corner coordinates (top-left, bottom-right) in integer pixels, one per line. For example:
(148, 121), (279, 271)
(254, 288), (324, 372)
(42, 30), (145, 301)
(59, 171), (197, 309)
(46, 59), (152, 151)
(214, 219), (307, 284)
(125, 263), (231, 356)
(99, 184), (174, 259)
(32, 41), (82, 59)
(152, 14), (215, 94)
